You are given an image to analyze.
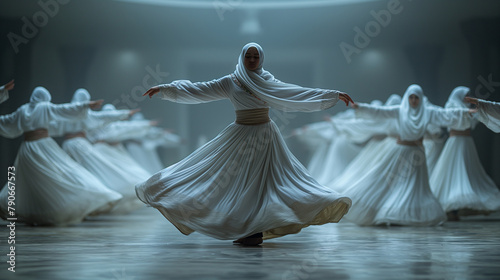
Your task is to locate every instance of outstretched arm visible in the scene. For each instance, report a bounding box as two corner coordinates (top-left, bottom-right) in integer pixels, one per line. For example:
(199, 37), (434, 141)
(339, 92), (354, 107)
(0, 79), (14, 104)
(468, 98), (500, 132)
(143, 77), (230, 104)
(352, 102), (399, 120)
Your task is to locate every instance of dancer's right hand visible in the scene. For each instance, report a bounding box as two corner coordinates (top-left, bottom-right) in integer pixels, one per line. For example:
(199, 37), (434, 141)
(464, 97), (478, 105)
(339, 92), (354, 106)
(143, 86), (160, 98)
(128, 108), (141, 117)
(89, 99), (104, 110)
(3, 79), (15, 91)
(350, 102), (359, 109)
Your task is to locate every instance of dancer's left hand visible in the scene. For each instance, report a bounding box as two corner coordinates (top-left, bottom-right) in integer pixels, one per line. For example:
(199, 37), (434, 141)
(464, 97), (478, 105)
(89, 99), (104, 110)
(143, 86), (160, 98)
(339, 92), (354, 106)
(3, 79), (15, 91)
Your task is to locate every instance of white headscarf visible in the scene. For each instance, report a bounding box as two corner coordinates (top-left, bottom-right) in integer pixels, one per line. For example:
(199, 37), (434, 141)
(399, 84), (429, 141)
(72, 88), (91, 103)
(445, 86), (477, 129)
(234, 42), (339, 112)
(445, 86), (469, 109)
(102, 104), (117, 111)
(385, 94), (401, 106)
(30, 86), (52, 104)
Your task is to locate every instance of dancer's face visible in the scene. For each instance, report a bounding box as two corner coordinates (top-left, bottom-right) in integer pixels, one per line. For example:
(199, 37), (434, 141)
(409, 94), (420, 108)
(244, 47), (260, 71)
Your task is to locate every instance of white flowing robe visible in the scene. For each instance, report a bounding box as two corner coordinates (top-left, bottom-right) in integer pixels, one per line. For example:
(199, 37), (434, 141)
(477, 99), (500, 133)
(49, 109), (142, 214)
(341, 103), (470, 226)
(430, 97), (500, 213)
(125, 127), (182, 173)
(0, 85), (8, 104)
(0, 101), (122, 225)
(135, 75), (351, 240)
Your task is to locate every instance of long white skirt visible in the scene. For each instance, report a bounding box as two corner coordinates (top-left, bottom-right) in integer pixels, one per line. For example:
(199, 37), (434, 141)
(125, 142), (165, 173)
(341, 141), (446, 226)
(314, 134), (363, 185)
(0, 138), (122, 226)
(327, 136), (396, 194)
(63, 138), (146, 214)
(423, 137), (446, 175)
(136, 121), (351, 240)
(430, 136), (500, 213)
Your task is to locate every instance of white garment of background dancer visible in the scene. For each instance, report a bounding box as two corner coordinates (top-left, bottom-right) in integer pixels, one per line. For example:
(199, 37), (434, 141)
(0, 85), (9, 104)
(49, 89), (138, 214)
(327, 95), (401, 194)
(422, 97), (447, 174)
(0, 87), (121, 225)
(292, 120), (335, 181)
(343, 85), (471, 226)
(476, 99), (500, 133)
(430, 87), (500, 215)
(125, 113), (182, 173)
(87, 105), (153, 213)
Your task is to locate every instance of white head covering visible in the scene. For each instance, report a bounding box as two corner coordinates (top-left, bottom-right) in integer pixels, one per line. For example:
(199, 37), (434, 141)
(445, 86), (477, 129)
(30, 86), (51, 103)
(234, 42), (338, 112)
(130, 112), (145, 121)
(102, 104), (116, 111)
(445, 86), (469, 109)
(385, 94), (401, 106)
(399, 84), (429, 140)
(72, 88), (91, 103)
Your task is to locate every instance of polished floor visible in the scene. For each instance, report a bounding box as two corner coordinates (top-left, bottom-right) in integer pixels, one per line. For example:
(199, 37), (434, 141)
(1, 207), (500, 280)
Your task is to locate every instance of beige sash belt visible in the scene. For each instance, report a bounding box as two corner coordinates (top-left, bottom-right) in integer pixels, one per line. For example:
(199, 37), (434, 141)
(235, 108), (270, 125)
(397, 137), (423, 146)
(64, 131), (86, 140)
(24, 128), (49, 141)
(449, 129), (471, 137)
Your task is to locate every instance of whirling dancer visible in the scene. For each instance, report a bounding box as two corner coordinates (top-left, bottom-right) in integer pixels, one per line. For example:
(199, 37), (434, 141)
(0, 87), (122, 225)
(86, 104), (155, 213)
(465, 97), (500, 133)
(137, 42), (353, 246)
(125, 112), (182, 173)
(430, 87), (500, 220)
(0, 79), (15, 104)
(326, 94), (401, 194)
(49, 89), (141, 214)
(344, 84), (473, 226)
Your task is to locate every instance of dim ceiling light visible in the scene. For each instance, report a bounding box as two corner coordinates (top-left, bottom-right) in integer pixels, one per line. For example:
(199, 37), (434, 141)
(115, 0), (379, 9)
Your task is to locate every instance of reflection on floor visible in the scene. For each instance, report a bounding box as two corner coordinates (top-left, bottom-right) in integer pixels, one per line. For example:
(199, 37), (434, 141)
(1, 206), (500, 280)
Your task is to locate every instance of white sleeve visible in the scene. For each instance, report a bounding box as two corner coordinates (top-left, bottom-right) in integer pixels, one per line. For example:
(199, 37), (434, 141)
(355, 103), (399, 120)
(477, 100), (500, 133)
(0, 110), (23, 138)
(0, 86), (9, 104)
(159, 76), (230, 104)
